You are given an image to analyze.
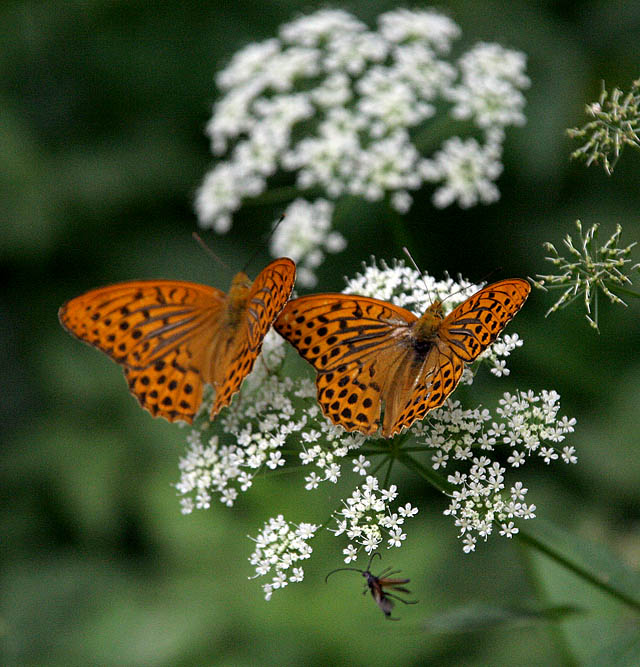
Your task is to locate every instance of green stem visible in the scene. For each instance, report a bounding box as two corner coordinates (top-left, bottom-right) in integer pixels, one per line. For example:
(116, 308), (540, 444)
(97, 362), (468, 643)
(516, 539), (579, 666)
(517, 521), (640, 613)
(382, 458), (394, 488)
(610, 284), (640, 299)
(397, 451), (454, 494)
(370, 457), (389, 477)
(243, 185), (315, 208)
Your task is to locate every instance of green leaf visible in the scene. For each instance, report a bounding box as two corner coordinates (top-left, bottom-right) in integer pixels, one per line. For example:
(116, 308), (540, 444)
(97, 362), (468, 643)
(584, 627), (640, 667)
(517, 519), (640, 611)
(424, 601), (581, 633)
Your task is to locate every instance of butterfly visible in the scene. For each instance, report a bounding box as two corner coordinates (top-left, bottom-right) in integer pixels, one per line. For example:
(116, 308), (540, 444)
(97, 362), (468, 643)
(274, 278), (530, 438)
(325, 552), (418, 619)
(59, 258), (296, 423)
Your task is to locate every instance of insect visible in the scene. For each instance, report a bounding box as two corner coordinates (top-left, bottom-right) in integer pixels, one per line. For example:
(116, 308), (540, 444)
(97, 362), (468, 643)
(325, 552), (418, 619)
(274, 278), (530, 438)
(59, 258), (296, 423)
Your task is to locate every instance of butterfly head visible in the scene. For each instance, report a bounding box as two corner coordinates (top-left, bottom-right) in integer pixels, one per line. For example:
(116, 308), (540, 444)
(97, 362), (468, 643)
(229, 271), (252, 290)
(412, 300), (444, 341)
(226, 271), (252, 325)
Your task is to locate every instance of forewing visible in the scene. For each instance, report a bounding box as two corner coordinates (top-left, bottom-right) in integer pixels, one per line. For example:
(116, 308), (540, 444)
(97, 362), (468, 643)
(274, 294), (416, 371)
(439, 279), (531, 362)
(246, 257), (296, 349)
(208, 258), (296, 418)
(275, 294), (416, 435)
(59, 280), (226, 422)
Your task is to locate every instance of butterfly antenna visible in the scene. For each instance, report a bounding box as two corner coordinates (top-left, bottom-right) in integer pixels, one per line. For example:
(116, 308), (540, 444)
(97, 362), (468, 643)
(192, 232), (230, 271)
(479, 268), (500, 284)
(441, 267), (502, 308)
(402, 247), (435, 304)
(241, 213), (287, 274)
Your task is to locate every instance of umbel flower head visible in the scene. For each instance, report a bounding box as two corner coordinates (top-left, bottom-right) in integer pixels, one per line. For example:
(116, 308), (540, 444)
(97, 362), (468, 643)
(176, 258), (577, 599)
(195, 7), (529, 286)
(533, 220), (639, 331)
(567, 78), (640, 175)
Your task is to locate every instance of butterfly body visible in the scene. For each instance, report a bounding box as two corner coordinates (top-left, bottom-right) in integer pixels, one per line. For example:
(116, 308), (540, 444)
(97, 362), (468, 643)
(274, 279), (530, 438)
(59, 258), (296, 423)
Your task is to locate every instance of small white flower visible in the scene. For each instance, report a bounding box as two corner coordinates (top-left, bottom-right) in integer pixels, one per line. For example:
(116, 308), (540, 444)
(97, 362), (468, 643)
(510, 481), (528, 501)
(462, 534), (476, 553)
(432, 450), (449, 469)
(352, 455), (371, 475)
(499, 522), (519, 538)
(540, 447), (559, 464)
(304, 472), (320, 490)
(342, 544), (358, 563)
(387, 528), (406, 548)
(398, 503), (419, 518)
(267, 451), (286, 469)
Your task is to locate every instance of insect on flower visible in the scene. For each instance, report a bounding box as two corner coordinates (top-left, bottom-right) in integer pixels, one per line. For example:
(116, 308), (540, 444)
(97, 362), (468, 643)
(325, 552), (418, 619)
(59, 258), (296, 422)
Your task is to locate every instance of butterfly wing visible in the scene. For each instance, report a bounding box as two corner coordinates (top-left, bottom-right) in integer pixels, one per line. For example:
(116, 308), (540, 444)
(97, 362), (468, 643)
(438, 278), (531, 362)
(59, 280), (226, 422)
(210, 257), (296, 418)
(275, 294), (417, 435)
(383, 339), (465, 437)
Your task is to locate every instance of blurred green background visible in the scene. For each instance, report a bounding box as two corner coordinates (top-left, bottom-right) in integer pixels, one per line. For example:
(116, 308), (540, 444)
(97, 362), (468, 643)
(2, 1), (640, 664)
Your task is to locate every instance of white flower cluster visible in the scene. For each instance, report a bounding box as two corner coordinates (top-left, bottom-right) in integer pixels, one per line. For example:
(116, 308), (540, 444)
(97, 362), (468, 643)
(248, 515), (319, 600)
(176, 331), (306, 512)
(196, 7), (529, 259)
(344, 256), (481, 312)
(426, 389), (577, 552)
(270, 199), (346, 287)
(331, 476), (419, 562)
(420, 137), (503, 208)
(448, 43), (529, 131)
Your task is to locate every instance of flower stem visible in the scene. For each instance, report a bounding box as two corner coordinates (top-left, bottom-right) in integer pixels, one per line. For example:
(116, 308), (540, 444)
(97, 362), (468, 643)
(516, 539), (579, 666)
(517, 520), (640, 613)
(397, 451), (455, 494)
(609, 285), (640, 300)
(243, 185), (317, 207)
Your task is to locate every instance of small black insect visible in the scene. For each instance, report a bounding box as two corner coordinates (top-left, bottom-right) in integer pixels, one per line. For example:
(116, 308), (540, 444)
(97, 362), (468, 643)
(325, 552), (418, 620)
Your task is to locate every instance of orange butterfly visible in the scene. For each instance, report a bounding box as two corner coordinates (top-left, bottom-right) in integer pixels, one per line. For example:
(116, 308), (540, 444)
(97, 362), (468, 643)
(274, 279), (530, 438)
(59, 258), (296, 423)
